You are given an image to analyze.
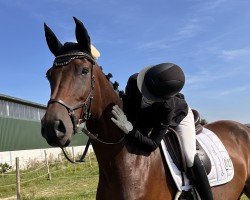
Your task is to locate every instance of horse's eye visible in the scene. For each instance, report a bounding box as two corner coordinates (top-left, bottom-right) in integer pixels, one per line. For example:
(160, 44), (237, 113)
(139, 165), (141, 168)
(81, 68), (89, 75)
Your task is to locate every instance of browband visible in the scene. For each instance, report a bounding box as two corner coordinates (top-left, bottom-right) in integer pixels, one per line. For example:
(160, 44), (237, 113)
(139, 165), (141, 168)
(53, 52), (96, 67)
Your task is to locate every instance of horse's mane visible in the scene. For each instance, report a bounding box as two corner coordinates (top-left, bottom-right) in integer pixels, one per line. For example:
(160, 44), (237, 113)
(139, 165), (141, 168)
(245, 124), (250, 128)
(101, 68), (124, 98)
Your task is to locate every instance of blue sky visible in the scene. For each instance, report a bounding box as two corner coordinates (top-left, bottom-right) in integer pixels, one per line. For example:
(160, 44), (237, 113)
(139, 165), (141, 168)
(0, 0), (249, 123)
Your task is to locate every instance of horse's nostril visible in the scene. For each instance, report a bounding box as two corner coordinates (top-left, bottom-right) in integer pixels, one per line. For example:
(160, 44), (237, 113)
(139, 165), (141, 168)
(54, 120), (66, 137)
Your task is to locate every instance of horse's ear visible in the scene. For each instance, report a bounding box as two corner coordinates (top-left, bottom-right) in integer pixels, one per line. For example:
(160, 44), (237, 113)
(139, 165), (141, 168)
(73, 17), (91, 54)
(44, 23), (62, 56)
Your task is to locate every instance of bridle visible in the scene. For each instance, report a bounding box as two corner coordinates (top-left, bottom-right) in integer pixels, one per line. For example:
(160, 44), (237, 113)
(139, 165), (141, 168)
(47, 52), (95, 134)
(46, 51), (125, 163)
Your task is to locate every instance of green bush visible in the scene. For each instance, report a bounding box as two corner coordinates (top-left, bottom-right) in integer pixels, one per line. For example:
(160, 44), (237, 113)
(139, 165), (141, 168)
(0, 162), (12, 173)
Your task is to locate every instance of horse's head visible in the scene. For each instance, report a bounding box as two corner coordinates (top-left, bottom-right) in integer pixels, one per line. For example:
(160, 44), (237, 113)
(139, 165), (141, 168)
(41, 17), (100, 147)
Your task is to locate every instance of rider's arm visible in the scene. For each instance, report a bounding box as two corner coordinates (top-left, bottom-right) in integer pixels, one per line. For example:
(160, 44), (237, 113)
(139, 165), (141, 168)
(111, 101), (175, 152)
(127, 100), (175, 152)
(128, 123), (168, 152)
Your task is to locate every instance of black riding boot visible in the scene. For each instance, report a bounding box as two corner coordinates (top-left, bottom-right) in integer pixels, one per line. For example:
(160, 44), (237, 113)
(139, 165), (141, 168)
(188, 154), (213, 200)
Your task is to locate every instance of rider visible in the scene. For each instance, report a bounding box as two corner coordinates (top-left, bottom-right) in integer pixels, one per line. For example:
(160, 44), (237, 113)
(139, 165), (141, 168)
(111, 63), (213, 200)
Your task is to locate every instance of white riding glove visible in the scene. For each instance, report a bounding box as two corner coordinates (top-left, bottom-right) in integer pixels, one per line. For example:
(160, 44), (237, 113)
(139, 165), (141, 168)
(111, 105), (133, 134)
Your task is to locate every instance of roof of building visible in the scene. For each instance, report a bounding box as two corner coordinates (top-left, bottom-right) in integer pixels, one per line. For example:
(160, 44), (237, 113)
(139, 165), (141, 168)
(0, 93), (46, 109)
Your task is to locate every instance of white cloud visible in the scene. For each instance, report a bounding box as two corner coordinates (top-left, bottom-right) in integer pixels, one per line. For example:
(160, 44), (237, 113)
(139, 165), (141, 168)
(185, 69), (235, 85)
(136, 39), (170, 50)
(176, 18), (202, 39)
(136, 18), (203, 51)
(219, 85), (250, 96)
(206, 0), (230, 9)
(219, 48), (250, 60)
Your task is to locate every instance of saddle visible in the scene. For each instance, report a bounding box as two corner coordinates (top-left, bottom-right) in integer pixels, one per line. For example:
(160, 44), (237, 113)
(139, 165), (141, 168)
(163, 109), (211, 174)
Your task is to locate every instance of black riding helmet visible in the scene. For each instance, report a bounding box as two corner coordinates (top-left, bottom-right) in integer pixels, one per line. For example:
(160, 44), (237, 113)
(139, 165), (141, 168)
(137, 63), (185, 102)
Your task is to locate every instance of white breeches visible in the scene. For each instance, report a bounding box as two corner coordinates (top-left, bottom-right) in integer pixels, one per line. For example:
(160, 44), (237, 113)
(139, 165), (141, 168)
(175, 107), (196, 167)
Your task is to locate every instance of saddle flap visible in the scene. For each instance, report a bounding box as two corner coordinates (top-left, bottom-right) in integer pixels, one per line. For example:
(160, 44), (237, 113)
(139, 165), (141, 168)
(164, 130), (187, 172)
(163, 128), (212, 175)
(196, 141), (212, 174)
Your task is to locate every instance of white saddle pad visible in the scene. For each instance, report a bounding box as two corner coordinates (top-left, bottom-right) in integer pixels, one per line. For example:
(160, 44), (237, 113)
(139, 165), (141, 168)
(161, 127), (234, 192)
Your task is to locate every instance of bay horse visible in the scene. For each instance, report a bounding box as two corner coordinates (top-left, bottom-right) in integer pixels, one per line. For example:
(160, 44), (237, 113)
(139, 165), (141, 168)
(41, 17), (250, 200)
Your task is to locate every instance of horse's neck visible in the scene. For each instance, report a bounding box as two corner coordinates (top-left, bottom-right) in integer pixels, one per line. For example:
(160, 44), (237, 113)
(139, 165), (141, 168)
(86, 73), (173, 199)
(86, 74), (135, 186)
(87, 73), (125, 157)
(88, 106), (172, 199)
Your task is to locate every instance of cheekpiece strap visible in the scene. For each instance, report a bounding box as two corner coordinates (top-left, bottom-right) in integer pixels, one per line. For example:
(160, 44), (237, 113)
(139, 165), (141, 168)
(53, 52), (96, 67)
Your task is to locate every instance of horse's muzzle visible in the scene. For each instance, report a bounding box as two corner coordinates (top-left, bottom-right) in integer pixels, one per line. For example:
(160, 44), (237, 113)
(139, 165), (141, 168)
(41, 115), (71, 147)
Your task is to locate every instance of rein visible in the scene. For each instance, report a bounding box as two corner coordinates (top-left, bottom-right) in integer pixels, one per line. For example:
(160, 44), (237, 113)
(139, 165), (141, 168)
(61, 122), (125, 163)
(47, 52), (125, 163)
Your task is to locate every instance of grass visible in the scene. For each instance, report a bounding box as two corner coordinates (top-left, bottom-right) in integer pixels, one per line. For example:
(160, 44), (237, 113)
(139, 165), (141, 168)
(0, 153), (249, 200)
(0, 153), (99, 200)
